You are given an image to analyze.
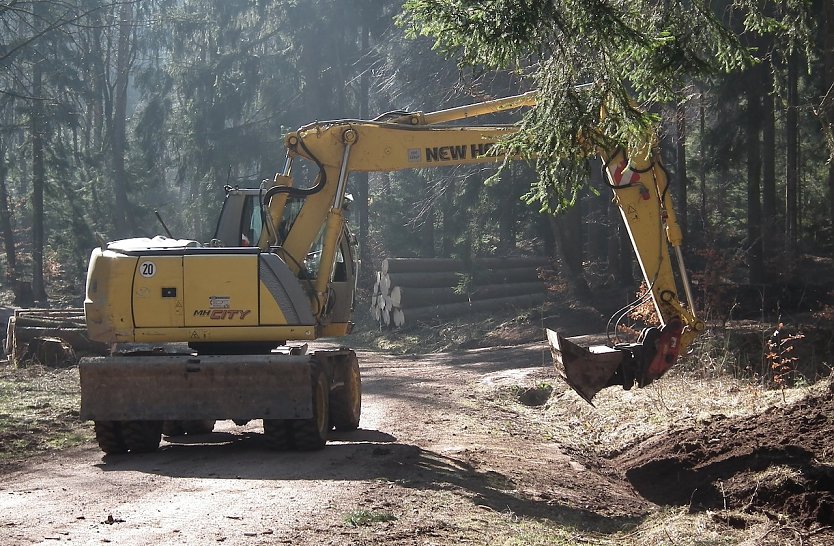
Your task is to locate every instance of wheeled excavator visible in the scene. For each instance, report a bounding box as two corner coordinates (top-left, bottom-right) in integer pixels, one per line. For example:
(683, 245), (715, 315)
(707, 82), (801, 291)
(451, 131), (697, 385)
(80, 91), (704, 454)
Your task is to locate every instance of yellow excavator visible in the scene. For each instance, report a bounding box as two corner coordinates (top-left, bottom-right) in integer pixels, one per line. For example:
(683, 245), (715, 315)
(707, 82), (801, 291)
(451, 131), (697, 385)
(79, 91), (703, 453)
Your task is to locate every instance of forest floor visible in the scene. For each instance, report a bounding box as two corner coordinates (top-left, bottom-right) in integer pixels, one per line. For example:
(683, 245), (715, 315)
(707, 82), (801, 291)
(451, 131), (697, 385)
(0, 312), (833, 545)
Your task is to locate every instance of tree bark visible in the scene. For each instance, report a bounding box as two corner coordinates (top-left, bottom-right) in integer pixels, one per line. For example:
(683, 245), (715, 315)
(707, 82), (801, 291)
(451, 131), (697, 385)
(391, 282), (544, 308)
(825, 0), (834, 242)
(30, 1), (48, 303)
(745, 67), (764, 284)
(0, 139), (18, 294)
(382, 256), (550, 274)
(761, 68), (777, 246)
(699, 92), (707, 233)
(399, 293), (545, 324)
(785, 52), (800, 256)
(354, 16), (371, 288)
(550, 205), (590, 300)
(587, 161), (608, 262)
(110, 2), (135, 237)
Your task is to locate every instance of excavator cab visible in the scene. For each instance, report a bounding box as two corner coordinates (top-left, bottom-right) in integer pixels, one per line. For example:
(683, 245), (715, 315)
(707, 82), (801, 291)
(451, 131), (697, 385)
(212, 187), (265, 247)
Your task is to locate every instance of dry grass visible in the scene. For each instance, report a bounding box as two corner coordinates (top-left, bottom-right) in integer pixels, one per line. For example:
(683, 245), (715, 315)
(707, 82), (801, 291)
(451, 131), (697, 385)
(539, 365), (818, 458)
(0, 363), (91, 462)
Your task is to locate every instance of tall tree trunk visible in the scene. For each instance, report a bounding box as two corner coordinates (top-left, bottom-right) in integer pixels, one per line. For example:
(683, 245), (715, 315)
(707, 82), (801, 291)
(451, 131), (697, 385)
(420, 175), (436, 258)
(745, 68), (764, 284)
(497, 169), (518, 254)
(785, 52), (800, 256)
(0, 145), (19, 292)
(31, 2), (48, 303)
(551, 202), (590, 300)
(606, 197), (621, 279)
(761, 69), (777, 246)
(110, 2), (135, 237)
(441, 178), (454, 257)
(675, 100), (688, 239)
(824, 0), (834, 240)
(699, 91), (707, 234)
(354, 17), (371, 286)
(587, 161), (607, 262)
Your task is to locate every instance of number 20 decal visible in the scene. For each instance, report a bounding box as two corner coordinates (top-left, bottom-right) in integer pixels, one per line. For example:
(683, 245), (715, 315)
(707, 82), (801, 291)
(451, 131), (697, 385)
(140, 261), (156, 278)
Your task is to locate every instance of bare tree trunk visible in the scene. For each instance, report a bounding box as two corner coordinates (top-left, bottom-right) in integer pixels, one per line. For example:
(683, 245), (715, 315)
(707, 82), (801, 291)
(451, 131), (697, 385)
(785, 52), (800, 256)
(699, 91), (708, 234)
(825, 0), (834, 242)
(30, 2), (48, 303)
(550, 204), (590, 300)
(0, 144), (19, 295)
(745, 67), (764, 284)
(496, 173), (517, 255)
(354, 16), (371, 286)
(440, 178), (454, 257)
(762, 69), (777, 246)
(587, 162), (607, 262)
(606, 197), (620, 278)
(110, 2), (135, 237)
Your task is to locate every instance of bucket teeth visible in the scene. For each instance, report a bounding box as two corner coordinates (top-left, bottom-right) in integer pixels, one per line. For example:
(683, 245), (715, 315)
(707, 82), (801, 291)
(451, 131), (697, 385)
(546, 329), (629, 405)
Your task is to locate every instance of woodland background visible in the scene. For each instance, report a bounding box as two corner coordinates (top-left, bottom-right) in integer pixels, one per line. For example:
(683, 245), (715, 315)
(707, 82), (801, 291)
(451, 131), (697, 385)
(0, 0), (832, 324)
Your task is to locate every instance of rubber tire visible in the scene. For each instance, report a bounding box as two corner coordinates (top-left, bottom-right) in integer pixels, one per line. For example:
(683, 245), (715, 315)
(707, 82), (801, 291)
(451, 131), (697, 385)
(330, 356), (361, 431)
(94, 421), (127, 455)
(263, 419), (291, 450)
(288, 366), (329, 451)
(121, 420), (163, 453)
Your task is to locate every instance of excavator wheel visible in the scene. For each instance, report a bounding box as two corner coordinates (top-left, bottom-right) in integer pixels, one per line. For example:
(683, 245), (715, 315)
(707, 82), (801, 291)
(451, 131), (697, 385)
(287, 365), (330, 451)
(93, 421), (127, 455)
(263, 419), (291, 450)
(330, 355), (361, 431)
(121, 420), (163, 453)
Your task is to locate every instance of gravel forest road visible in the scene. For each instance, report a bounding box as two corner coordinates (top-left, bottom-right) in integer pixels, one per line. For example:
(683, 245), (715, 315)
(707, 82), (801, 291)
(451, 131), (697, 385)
(0, 342), (646, 545)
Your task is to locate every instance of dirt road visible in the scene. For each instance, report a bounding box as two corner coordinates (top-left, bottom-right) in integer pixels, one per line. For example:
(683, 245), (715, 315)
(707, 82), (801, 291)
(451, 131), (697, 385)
(1, 341), (832, 545)
(0, 343), (646, 545)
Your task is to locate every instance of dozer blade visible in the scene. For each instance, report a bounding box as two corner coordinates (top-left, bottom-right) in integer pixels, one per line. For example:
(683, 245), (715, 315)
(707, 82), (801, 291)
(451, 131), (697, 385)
(546, 329), (628, 405)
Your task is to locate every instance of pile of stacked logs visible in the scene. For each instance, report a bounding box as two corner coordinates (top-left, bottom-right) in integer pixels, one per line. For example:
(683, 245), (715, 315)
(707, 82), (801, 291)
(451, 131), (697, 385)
(4, 308), (107, 367)
(370, 257), (551, 328)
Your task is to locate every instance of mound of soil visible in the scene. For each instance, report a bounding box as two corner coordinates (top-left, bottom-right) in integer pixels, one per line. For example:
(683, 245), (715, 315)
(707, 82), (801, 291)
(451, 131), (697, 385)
(616, 380), (834, 527)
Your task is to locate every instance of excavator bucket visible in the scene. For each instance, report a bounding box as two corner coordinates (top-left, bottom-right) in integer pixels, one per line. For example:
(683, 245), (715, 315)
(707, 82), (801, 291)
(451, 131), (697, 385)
(546, 329), (629, 405)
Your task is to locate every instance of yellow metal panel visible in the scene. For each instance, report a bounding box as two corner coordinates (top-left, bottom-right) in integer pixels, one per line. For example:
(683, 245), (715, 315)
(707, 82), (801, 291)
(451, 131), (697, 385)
(85, 249), (139, 343)
(318, 323), (351, 337)
(132, 256), (184, 328)
(183, 255), (259, 327)
(133, 325), (316, 343)
(259, 281), (287, 325)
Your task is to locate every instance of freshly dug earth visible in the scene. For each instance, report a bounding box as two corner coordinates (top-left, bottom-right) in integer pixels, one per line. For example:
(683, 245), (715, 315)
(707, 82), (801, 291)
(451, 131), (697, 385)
(617, 381), (834, 528)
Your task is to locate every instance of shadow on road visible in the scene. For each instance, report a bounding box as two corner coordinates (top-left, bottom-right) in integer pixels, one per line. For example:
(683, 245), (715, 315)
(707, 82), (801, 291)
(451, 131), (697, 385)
(94, 435), (639, 533)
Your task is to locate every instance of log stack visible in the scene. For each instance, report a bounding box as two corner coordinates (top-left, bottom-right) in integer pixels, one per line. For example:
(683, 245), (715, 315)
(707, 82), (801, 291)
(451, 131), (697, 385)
(370, 257), (551, 328)
(4, 308), (108, 367)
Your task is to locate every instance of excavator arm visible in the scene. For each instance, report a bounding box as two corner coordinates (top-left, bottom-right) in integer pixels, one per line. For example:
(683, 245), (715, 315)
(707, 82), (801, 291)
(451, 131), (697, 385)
(258, 92), (703, 403)
(549, 142), (704, 403)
